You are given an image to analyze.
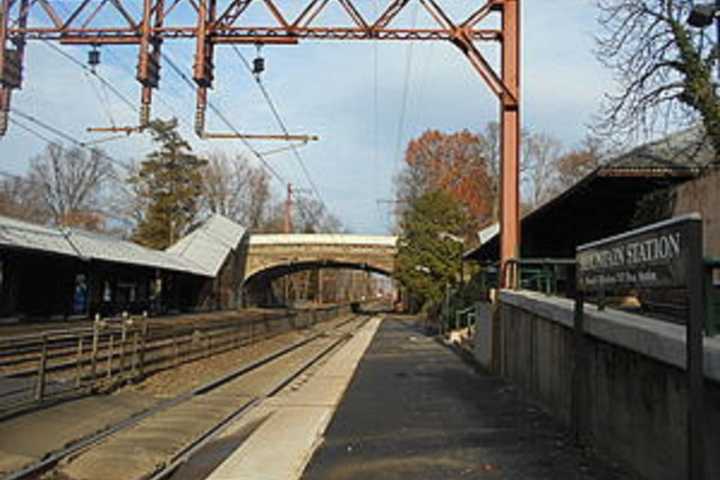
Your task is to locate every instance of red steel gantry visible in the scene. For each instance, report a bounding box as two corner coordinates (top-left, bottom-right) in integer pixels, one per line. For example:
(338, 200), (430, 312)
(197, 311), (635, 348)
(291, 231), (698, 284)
(0, 0), (521, 287)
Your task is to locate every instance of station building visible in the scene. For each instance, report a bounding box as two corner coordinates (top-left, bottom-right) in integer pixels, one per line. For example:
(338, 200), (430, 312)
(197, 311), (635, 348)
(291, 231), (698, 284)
(466, 127), (719, 263)
(0, 214), (247, 321)
(464, 127), (719, 332)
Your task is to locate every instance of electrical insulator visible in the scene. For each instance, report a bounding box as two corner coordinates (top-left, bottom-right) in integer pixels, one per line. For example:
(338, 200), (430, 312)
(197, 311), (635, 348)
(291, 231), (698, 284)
(148, 57), (161, 88)
(252, 44), (265, 78)
(88, 46), (101, 71)
(252, 56), (265, 76)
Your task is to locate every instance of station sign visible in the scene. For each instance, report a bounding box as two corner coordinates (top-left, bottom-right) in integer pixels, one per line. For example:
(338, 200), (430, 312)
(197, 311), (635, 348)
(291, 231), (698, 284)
(576, 214), (702, 294)
(574, 213), (705, 480)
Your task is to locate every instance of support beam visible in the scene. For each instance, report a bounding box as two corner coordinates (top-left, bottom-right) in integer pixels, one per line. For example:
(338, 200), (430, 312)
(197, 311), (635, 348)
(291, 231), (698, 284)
(201, 132), (319, 142)
(500, 0), (520, 289)
(0, 1), (522, 293)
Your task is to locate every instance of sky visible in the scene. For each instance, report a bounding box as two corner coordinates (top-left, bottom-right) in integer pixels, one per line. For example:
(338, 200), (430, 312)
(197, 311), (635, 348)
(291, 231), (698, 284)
(0, 0), (611, 235)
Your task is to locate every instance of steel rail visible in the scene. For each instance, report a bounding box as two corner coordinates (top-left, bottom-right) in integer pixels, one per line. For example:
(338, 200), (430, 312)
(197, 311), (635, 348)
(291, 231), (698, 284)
(0, 310), (300, 369)
(148, 317), (368, 480)
(1, 314), (365, 480)
(0, 311), (329, 415)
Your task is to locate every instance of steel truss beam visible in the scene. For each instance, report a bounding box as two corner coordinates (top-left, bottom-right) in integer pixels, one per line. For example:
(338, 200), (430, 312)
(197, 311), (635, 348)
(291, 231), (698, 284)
(0, 0), (521, 288)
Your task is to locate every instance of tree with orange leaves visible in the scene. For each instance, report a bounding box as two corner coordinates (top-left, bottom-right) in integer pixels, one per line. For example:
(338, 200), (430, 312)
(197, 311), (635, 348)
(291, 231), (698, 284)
(395, 129), (493, 241)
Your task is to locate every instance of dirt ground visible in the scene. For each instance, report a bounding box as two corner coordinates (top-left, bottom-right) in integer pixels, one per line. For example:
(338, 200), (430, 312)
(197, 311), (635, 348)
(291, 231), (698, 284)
(118, 317), (346, 399)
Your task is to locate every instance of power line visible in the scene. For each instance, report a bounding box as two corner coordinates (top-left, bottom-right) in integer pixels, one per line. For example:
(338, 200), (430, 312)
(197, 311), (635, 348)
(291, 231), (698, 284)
(42, 41), (138, 114)
(159, 53), (286, 183)
(159, 51), (327, 229)
(393, 3), (420, 175)
(9, 108), (132, 171)
(9, 117), (58, 145)
(231, 46), (330, 217)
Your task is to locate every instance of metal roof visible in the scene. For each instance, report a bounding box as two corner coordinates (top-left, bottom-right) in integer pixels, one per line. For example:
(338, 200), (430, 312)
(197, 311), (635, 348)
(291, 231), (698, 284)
(478, 223), (499, 245)
(0, 214), (212, 277)
(249, 234), (398, 247)
(166, 214), (247, 277)
(0, 215), (79, 258)
(68, 229), (209, 276)
(464, 126), (715, 262)
(606, 125), (714, 172)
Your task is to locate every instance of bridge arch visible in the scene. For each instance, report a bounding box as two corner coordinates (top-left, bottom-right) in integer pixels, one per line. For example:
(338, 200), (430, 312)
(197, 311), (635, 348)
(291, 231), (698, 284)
(241, 234), (397, 307)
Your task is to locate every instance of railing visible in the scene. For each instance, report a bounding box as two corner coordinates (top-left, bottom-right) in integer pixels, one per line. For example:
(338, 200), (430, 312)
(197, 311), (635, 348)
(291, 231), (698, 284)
(463, 257), (720, 337)
(0, 304), (351, 416)
(506, 258), (577, 297)
(442, 258), (575, 334)
(452, 306), (476, 331)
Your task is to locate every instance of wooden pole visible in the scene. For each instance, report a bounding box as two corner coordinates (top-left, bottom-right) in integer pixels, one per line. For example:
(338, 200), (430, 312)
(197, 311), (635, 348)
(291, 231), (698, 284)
(106, 334), (114, 380)
(90, 315), (100, 385)
(75, 336), (84, 387)
(34, 334), (48, 401)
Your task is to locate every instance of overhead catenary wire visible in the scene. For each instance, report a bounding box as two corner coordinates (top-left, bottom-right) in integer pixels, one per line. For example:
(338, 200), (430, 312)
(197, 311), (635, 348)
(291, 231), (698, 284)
(13, 0), (323, 229)
(159, 53), (283, 181)
(159, 51), (325, 229)
(8, 113), (139, 197)
(42, 41), (138, 114)
(9, 108), (132, 172)
(84, 71), (116, 128)
(9, 117), (58, 146)
(393, 2), (421, 176)
(231, 46), (330, 219)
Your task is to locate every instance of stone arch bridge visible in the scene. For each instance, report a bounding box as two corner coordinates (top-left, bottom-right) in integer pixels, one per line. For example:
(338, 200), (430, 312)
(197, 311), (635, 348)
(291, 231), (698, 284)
(240, 234), (398, 305)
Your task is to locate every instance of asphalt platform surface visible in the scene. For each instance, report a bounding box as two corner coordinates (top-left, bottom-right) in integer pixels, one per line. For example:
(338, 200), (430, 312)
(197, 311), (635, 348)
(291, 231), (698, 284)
(302, 316), (638, 480)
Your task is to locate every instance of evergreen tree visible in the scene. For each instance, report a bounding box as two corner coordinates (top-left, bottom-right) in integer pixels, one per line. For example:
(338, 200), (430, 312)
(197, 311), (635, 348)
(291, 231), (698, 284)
(129, 119), (207, 249)
(395, 190), (469, 310)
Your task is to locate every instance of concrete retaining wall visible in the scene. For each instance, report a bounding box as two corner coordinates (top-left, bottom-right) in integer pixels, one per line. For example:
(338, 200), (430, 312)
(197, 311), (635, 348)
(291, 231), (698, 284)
(494, 290), (720, 480)
(472, 302), (494, 370)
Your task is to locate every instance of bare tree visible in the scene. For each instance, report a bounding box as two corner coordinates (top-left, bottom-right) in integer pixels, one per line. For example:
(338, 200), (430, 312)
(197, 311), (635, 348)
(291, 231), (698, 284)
(27, 144), (115, 229)
(294, 196), (344, 233)
(596, 0), (720, 156)
(552, 136), (605, 194)
(522, 132), (564, 207)
(0, 175), (49, 223)
(200, 152), (272, 229)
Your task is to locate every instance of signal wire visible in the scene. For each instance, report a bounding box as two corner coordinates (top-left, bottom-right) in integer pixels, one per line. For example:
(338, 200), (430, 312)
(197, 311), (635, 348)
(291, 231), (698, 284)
(393, 3), (420, 176)
(230, 46), (330, 219)
(160, 52), (325, 229)
(9, 108), (132, 171)
(42, 41), (138, 114)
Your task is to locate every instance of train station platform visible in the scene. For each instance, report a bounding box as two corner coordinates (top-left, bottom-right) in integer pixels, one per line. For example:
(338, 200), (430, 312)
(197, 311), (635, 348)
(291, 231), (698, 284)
(300, 316), (635, 480)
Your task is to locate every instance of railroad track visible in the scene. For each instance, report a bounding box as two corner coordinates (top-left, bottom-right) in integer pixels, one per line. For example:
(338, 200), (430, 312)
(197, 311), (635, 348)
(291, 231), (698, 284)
(0, 307), (347, 414)
(0, 312), (288, 372)
(2, 313), (370, 480)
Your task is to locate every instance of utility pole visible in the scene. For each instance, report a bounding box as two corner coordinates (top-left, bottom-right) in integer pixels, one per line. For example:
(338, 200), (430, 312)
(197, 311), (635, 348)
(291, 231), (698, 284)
(284, 183), (293, 234)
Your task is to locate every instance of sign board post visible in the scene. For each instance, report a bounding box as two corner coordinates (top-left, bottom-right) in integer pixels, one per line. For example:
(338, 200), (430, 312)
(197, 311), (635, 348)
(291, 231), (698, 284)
(575, 214), (705, 480)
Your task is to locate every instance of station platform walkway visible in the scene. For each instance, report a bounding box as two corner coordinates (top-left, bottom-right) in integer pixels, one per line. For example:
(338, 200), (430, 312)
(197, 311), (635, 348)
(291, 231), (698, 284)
(301, 316), (637, 480)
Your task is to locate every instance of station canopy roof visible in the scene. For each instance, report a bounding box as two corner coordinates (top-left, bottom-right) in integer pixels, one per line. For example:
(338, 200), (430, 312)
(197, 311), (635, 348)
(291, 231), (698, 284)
(465, 126), (716, 262)
(0, 215), (79, 259)
(166, 214), (247, 277)
(0, 213), (248, 278)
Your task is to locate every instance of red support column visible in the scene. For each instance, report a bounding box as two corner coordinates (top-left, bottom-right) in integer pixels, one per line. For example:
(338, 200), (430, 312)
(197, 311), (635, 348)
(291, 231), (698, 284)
(500, 0), (521, 289)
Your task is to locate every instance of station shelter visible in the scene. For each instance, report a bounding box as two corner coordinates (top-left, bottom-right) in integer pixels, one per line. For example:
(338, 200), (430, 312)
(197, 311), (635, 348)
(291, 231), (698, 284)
(0, 214), (247, 321)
